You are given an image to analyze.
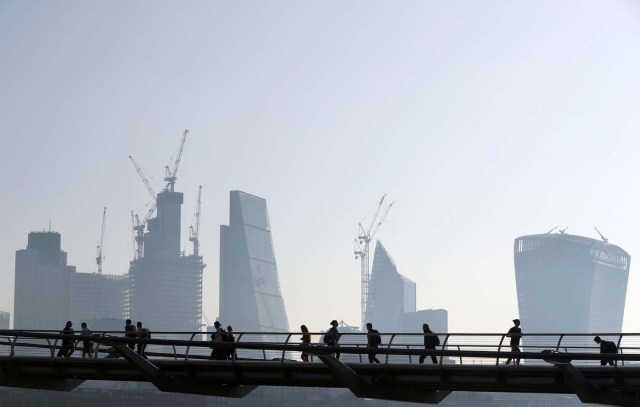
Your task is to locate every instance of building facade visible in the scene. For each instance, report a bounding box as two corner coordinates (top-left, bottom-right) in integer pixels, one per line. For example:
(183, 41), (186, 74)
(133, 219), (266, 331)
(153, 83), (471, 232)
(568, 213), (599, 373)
(0, 311), (9, 329)
(14, 232), (76, 330)
(219, 191), (289, 332)
(514, 233), (630, 334)
(129, 189), (204, 331)
(365, 241), (416, 333)
(364, 240), (447, 335)
(71, 273), (129, 324)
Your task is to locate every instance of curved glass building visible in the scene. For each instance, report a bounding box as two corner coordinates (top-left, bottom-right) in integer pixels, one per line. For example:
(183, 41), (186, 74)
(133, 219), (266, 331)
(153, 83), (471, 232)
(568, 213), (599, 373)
(514, 233), (630, 334)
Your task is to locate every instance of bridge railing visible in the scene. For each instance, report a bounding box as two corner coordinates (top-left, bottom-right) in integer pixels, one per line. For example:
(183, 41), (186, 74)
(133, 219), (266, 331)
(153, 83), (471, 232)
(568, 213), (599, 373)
(1, 330), (639, 366)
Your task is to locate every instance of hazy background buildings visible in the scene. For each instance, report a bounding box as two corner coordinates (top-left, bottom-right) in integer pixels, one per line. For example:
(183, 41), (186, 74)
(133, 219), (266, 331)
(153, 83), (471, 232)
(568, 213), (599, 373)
(219, 191), (289, 332)
(1, 1), (640, 334)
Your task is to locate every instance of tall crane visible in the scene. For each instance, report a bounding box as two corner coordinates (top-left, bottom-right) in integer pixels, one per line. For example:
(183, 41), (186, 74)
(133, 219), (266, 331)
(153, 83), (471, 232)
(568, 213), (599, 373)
(164, 129), (188, 192)
(96, 207), (106, 274)
(353, 194), (395, 330)
(129, 155), (158, 259)
(189, 185), (202, 256)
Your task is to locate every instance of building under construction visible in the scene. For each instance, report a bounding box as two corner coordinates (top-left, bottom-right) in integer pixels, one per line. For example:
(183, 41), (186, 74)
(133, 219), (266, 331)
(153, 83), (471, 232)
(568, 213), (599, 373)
(128, 131), (204, 332)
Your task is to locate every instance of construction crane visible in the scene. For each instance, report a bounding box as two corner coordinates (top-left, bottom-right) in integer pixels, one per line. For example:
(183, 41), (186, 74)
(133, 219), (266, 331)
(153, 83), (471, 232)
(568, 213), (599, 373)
(129, 155), (159, 259)
(189, 185), (202, 256)
(96, 207), (106, 274)
(545, 226), (558, 234)
(353, 194), (395, 331)
(129, 156), (157, 201)
(594, 227), (608, 243)
(164, 129), (188, 192)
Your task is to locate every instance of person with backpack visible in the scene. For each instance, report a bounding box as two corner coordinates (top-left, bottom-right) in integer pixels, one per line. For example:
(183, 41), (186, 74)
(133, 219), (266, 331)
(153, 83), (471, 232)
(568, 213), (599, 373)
(57, 321), (75, 357)
(594, 336), (617, 366)
(136, 321), (150, 358)
(419, 323), (440, 364)
(366, 322), (381, 363)
(80, 322), (93, 358)
(324, 320), (341, 360)
(210, 321), (227, 360)
(300, 325), (311, 362)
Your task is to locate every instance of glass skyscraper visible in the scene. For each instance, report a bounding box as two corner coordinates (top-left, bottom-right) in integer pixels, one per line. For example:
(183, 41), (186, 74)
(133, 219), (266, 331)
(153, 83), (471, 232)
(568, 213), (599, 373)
(514, 233), (630, 334)
(219, 191), (289, 332)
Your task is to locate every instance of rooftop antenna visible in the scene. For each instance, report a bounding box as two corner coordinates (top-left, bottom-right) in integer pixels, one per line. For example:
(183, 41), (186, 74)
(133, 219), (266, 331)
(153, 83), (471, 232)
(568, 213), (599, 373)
(559, 227), (568, 234)
(594, 227), (608, 243)
(545, 226), (558, 234)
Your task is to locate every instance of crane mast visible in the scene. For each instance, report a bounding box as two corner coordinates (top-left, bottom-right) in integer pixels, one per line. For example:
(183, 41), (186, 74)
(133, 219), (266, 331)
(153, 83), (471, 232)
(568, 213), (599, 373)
(189, 185), (202, 256)
(164, 129), (188, 192)
(96, 207), (106, 274)
(354, 194), (394, 331)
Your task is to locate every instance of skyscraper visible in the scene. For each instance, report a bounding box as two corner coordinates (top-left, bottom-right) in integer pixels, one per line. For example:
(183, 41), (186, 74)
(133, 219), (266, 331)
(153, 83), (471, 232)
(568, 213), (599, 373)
(364, 240), (447, 335)
(14, 232), (76, 330)
(514, 233), (630, 334)
(129, 189), (204, 331)
(219, 191), (289, 332)
(365, 241), (416, 332)
(0, 311), (9, 329)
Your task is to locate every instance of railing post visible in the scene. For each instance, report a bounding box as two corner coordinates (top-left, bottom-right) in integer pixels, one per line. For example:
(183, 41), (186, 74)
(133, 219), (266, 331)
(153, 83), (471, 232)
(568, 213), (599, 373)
(407, 345), (411, 364)
(496, 335), (506, 366)
(385, 334), (396, 365)
(439, 334), (450, 366)
(556, 334), (564, 352)
(282, 334), (292, 363)
(617, 334), (624, 367)
(9, 336), (17, 358)
(185, 333), (197, 361)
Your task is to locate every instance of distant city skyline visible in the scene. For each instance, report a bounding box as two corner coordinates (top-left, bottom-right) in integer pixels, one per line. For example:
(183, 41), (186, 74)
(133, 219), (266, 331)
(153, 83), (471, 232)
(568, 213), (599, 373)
(2, 1), (640, 334)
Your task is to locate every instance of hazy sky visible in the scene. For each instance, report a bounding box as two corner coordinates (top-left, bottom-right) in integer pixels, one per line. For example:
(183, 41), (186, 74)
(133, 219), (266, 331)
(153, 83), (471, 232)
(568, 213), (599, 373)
(1, 1), (640, 334)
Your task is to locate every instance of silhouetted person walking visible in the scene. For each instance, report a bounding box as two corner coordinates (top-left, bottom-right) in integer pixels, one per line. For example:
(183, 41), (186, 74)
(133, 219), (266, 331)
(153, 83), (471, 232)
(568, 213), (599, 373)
(210, 321), (226, 360)
(419, 323), (440, 364)
(225, 325), (236, 360)
(80, 322), (93, 358)
(57, 321), (74, 357)
(324, 320), (341, 360)
(136, 321), (150, 358)
(594, 336), (617, 366)
(300, 325), (311, 362)
(505, 318), (522, 365)
(366, 323), (381, 363)
(124, 319), (136, 350)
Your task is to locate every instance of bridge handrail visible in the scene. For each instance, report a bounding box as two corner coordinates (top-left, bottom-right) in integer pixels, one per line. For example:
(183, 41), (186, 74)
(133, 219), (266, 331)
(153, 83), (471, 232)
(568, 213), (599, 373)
(1, 330), (637, 366)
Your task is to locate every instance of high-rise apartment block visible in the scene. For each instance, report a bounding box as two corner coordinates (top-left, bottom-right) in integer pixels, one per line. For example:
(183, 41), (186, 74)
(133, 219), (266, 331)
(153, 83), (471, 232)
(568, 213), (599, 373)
(14, 232), (76, 330)
(514, 233), (630, 334)
(0, 311), (9, 329)
(365, 241), (448, 334)
(219, 191), (289, 332)
(129, 190), (204, 331)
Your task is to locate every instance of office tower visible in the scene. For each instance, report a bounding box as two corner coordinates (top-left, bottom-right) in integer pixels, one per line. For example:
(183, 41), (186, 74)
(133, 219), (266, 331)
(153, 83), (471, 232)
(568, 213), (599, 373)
(365, 240), (448, 334)
(365, 241), (416, 332)
(71, 273), (129, 324)
(14, 232), (76, 330)
(0, 311), (9, 329)
(514, 233), (630, 334)
(219, 191), (289, 332)
(129, 189), (204, 331)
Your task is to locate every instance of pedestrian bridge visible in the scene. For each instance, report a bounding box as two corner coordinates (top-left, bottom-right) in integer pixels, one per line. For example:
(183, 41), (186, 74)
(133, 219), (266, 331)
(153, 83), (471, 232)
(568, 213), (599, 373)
(1, 330), (640, 406)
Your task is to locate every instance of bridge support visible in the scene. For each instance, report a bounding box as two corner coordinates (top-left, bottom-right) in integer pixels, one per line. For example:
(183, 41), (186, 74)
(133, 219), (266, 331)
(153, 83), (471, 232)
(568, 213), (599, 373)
(105, 340), (256, 398)
(556, 363), (640, 407)
(318, 355), (451, 404)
